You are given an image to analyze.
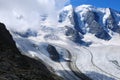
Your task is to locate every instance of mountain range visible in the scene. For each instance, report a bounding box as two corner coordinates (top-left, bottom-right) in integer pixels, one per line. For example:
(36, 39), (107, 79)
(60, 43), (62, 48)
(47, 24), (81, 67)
(0, 4), (120, 80)
(59, 5), (120, 42)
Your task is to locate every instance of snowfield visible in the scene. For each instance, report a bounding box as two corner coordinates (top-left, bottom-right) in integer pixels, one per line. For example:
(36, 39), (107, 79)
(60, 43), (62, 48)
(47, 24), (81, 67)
(0, 2), (120, 80)
(11, 29), (120, 80)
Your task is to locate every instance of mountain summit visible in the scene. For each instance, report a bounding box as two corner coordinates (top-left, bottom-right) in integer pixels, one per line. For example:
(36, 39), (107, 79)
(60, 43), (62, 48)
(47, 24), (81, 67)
(59, 5), (120, 41)
(1, 4), (120, 80)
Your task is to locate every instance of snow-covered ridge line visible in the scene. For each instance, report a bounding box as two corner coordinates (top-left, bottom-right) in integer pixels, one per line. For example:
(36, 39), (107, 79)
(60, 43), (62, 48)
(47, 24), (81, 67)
(58, 4), (120, 45)
(3, 4), (120, 80)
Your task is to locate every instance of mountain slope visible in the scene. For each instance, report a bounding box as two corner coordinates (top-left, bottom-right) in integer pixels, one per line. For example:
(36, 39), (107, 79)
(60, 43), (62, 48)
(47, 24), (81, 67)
(1, 4), (120, 80)
(59, 5), (120, 42)
(0, 23), (62, 80)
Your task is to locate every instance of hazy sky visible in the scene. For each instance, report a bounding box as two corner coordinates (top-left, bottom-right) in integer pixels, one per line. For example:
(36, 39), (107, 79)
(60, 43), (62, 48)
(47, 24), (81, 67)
(1, 0), (119, 32)
(0, 0), (70, 31)
(70, 0), (120, 11)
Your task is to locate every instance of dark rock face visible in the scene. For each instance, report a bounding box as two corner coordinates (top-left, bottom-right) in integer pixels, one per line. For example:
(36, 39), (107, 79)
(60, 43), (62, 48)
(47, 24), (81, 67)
(73, 10), (85, 34)
(83, 11), (95, 25)
(79, 11), (111, 40)
(65, 26), (83, 43)
(0, 23), (62, 80)
(88, 21), (111, 40)
(59, 6), (120, 42)
(67, 10), (111, 42)
(0, 23), (17, 49)
(58, 10), (69, 23)
(105, 9), (120, 33)
(83, 11), (111, 40)
(65, 26), (91, 46)
(47, 45), (60, 62)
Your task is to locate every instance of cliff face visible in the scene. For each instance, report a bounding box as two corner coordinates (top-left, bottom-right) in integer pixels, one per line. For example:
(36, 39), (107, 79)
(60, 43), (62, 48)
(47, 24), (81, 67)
(0, 23), (62, 80)
(59, 5), (120, 41)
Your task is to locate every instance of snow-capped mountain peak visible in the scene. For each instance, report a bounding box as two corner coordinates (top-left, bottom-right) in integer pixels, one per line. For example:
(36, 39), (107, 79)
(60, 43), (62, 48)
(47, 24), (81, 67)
(58, 5), (120, 41)
(75, 4), (95, 11)
(2, 4), (120, 80)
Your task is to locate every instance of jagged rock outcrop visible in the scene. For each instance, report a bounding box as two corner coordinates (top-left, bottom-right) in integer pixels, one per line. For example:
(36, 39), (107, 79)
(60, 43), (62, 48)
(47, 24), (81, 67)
(77, 10), (111, 40)
(73, 10), (85, 34)
(59, 5), (120, 41)
(65, 26), (84, 43)
(88, 20), (111, 40)
(84, 11), (95, 25)
(105, 8), (120, 33)
(47, 45), (60, 62)
(0, 23), (62, 80)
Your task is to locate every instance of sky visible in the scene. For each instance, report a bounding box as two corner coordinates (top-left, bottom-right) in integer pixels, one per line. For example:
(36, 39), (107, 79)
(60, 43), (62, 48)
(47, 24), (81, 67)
(70, 0), (120, 11)
(0, 0), (120, 32)
(0, 0), (70, 32)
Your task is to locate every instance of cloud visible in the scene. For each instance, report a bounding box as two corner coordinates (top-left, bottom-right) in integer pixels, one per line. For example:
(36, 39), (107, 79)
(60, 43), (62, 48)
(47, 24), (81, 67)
(0, 0), (70, 32)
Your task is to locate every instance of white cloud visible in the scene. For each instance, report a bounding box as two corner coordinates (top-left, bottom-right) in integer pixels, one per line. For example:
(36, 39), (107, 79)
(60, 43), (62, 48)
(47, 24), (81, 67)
(0, 0), (70, 31)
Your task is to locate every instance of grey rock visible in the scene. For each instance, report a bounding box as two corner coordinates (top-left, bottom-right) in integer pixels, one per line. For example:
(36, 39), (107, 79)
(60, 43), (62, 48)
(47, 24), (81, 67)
(0, 23), (63, 80)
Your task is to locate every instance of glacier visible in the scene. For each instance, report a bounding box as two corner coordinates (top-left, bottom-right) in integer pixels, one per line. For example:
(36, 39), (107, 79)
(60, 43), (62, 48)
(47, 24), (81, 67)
(0, 3), (120, 80)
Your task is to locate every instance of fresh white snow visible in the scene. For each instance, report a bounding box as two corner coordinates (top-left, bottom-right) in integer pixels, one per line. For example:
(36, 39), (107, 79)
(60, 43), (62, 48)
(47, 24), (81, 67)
(0, 2), (120, 80)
